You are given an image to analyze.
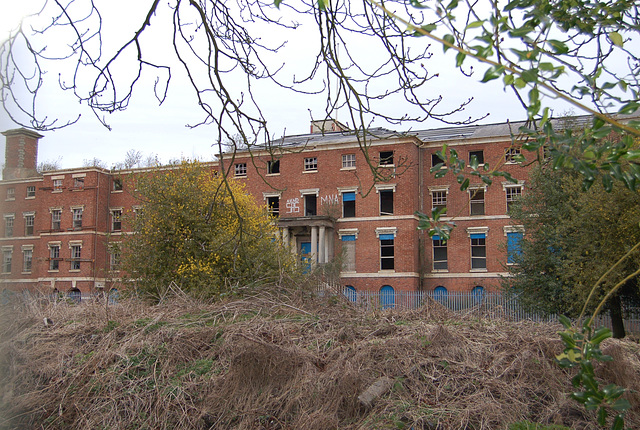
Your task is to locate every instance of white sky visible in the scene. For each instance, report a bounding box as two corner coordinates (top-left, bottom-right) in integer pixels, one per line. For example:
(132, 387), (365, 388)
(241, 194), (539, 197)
(0, 0), (577, 170)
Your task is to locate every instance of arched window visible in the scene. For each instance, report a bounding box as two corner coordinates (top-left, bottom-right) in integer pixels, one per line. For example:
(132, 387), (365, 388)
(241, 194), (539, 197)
(380, 285), (395, 309)
(472, 286), (485, 302)
(433, 286), (448, 302)
(68, 288), (82, 303)
(343, 285), (357, 302)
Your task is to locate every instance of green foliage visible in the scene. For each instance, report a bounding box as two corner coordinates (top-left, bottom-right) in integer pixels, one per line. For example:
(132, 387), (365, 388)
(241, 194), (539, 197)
(556, 316), (630, 429)
(122, 160), (298, 300)
(504, 166), (640, 318)
(508, 422), (570, 430)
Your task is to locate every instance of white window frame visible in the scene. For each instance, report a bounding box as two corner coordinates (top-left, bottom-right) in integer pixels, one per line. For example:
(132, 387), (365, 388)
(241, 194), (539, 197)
(22, 245), (33, 273)
(304, 157), (318, 172)
(503, 182), (524, 213)
(4, 214), (15, 238)
(69, 241), (83, 271)
(342, 153), (356, 169)
(505, 147), (522, 164)
(48, 242), (61, 272)
(50, 208), (62, 231)
(429, 186), (449, 212)
(6, 188), (15, 201)
(234, 163), (247, 177)
(111, 208), (123, 232)
(72, 206), (84, 229)
(468, 185), (486, 216)
(26, 186), (36, 198)
(1, 246), (12, 274)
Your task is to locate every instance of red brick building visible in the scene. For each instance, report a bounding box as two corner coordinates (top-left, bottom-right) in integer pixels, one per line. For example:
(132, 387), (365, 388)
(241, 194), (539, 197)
(1, 120), (531, 298)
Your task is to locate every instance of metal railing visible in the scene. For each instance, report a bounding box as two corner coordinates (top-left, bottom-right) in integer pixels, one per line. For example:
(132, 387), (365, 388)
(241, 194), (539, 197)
(332, 287), (640, 334)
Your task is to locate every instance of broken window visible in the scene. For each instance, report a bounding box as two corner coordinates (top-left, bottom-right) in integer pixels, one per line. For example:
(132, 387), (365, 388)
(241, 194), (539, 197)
(267, 196), (279, 216)
(304, 194), (317, 216)
(470, 234), (486, 269)
(267, 160), (280, 175)
(432, 236), (448, 270)
(304, 157), (318, 171)
(380, 235), (395, 270)
(49, 245), (60, 271)
(507, 231), (523, 264)
(111, 210), (122, 232)
(24, 215), (34, 236)
(431, 152), (444, 167)
(73, 208), (83, 229)
(74, 177), (85, 189)
(342, 192), (355, 218)
(469, 188), (485, 216)
(113, 178), (123, 191)
(26, 186), (35, 198)
(379, 189), (394, 216)
(432, 190), (447, 212)
(23, 249), (32, 273)
(51, 209), (62, 231)
(70, 245), (82, 270)
(505, 147), (522, 163)
(505, 186), (522, 212)
(379, 151), (394, 166)
(53, 179), (63, 191)
(469, 150), (484, 165)
(4, 216), (14, 238)
(234, 163), (247, 177)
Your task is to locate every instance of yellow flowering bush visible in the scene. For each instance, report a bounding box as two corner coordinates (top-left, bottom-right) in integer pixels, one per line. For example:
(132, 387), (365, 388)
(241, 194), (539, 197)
(122, 160), (296, 299)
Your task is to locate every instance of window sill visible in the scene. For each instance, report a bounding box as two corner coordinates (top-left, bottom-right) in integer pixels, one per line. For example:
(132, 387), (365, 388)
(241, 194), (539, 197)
(340, 167), (356, 171)
(302, 170), (318, 174)
(48, 270), (59, 273)
(431, 269), (449, 273)
(111, 190), (123, 194)
(378, 269), (396, 273)
(25, 196), (35, 200)
(21, 271), (32, 275)
(379, 164), (395, 168)
(234, 175), (247, 179)
(71, 188), (85, 192)
(69, 269), (81, 273)
(470, 268), (488, 272)
(52, 190), (63, 194)
(266, 173), (280, 177)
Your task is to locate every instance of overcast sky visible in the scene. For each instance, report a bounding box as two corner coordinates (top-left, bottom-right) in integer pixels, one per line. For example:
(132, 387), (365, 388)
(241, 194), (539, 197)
(0, 1), (576, 170)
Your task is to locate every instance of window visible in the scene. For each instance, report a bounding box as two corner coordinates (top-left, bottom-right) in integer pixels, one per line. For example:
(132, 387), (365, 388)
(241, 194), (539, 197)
(74, 177), (85, 189)
(234, 163), (247, 177)
(70, 245), (82, 270)
(24, 214), (34, 236)
(51, 209), (62, 231)
(432, 190), (447, 212)
(342, 192), (356, 218)
(470, 234), (487, 269)
(4, 216), (14, 238)
(53, 179), (63, 191)
(431, 153), (444, 167)
(379, 190), (394, 215)
(23, 249), (32, 273)
(469, 188), (485, 216)
(505, 147), (522, 163)
(111, 210), (122, 232)
(506, 230), (524, 264)
(49, 245), (60, 271)
(267, 196), (279, 216)
(379, 151), (394, 166)
(2, 249), (11, 274)
(267, 160), (280, 175)
(505, 186), (522, 212)
(341, 235), (356, 272)
(304, 194), (317, 216)
(72, 208), (83, 229)
(6, 188), (15, 200)
(304, 157), (318, 171)
(469, 150), (484, 165)
(110, 250), (121, 271)
(342, 154), (356, 169)
(26, 186), (35, 198)
(432, 236), (448, 270)
(113, 178), (123, 191)
(380, 234), (395, 270)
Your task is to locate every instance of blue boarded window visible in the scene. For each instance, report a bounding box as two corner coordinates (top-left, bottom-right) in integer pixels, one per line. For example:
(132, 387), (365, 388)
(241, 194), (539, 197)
(343, 192), (356, 217)
(507, 232), (523, 264)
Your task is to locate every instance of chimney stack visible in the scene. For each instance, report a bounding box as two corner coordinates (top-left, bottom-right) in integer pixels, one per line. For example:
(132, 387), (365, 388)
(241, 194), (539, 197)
(2, 128), (43, 180)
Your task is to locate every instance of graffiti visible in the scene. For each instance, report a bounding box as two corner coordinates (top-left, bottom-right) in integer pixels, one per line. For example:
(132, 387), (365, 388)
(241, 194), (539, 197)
(320, 194), (339, 206)
(286, 198), (300, 213)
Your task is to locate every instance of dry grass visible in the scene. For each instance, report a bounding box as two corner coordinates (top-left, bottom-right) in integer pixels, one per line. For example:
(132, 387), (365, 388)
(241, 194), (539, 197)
(0, 290), (638, 430)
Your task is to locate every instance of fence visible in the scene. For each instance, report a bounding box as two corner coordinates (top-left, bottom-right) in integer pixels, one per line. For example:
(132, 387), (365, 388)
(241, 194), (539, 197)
(331, 287), (640, 334)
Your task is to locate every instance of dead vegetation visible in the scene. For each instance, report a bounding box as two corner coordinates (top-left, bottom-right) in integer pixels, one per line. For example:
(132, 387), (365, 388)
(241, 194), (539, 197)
(0, 291), (638, 430)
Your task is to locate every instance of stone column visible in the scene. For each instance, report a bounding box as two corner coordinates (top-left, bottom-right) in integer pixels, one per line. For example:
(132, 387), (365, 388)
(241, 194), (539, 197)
(324, 228), (332, 262)
(282, 227), (290, 250)
(318, 226), (326, 264)
(311, 226), (318, 264)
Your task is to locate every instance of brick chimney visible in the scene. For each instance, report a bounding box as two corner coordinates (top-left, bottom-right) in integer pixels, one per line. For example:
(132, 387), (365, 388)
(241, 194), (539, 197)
(2, 128), (43, 180)
(310, 119), (348, 134)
